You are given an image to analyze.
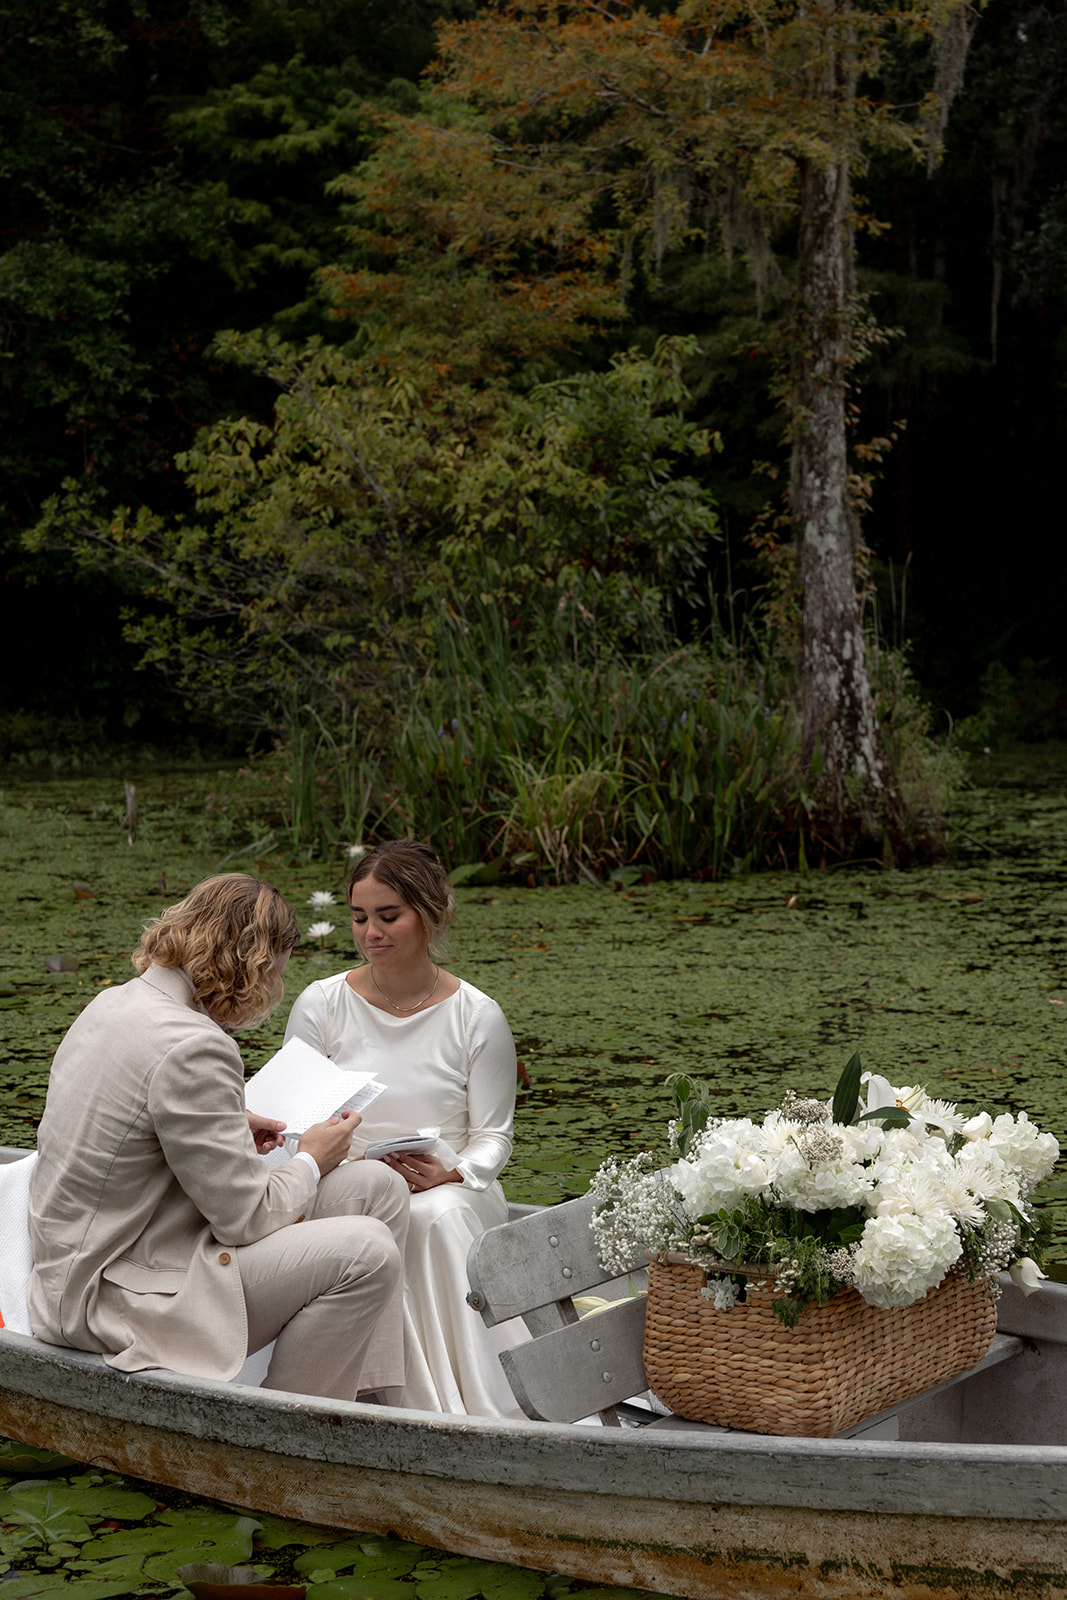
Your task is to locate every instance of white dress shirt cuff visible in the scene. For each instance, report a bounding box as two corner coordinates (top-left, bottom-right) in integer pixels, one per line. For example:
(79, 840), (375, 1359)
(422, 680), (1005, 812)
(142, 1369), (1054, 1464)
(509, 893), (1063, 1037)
(292, 1149), (320, 1183)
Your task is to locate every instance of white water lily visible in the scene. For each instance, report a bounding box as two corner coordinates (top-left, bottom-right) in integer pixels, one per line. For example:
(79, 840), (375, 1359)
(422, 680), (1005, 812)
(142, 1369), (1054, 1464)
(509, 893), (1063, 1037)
(1009, 1257), (1047, 1297)
(307, 920), (336, 941)
(307, 890), (337, 910)
(345, 842), (367, 861)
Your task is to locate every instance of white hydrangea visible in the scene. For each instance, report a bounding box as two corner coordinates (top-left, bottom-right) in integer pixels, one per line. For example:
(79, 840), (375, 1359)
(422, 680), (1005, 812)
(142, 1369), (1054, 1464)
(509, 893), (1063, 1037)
(986, 1112), (1060, 1189)
(871, 1153), (953, 1221)
(852, 1211), (963, 1309)
(669, 1120), (771, 1216)
(772, 1140), (874, 1213)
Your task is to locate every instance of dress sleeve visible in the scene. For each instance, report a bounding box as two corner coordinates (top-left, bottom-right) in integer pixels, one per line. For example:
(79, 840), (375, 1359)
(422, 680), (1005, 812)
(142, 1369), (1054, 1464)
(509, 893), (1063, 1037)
(283, 982), (332, 1056)
(455, 996), (517, 1191)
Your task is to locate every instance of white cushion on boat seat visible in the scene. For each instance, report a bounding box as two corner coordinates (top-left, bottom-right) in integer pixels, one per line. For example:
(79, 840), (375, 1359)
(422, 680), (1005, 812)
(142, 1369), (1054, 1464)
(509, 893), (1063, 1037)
(0, 1151), (37, 1335)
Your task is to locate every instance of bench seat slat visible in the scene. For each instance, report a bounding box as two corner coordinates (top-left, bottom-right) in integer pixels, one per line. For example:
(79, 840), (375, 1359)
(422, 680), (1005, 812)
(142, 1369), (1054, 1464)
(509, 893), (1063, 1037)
(500, 1295), (650, 1423)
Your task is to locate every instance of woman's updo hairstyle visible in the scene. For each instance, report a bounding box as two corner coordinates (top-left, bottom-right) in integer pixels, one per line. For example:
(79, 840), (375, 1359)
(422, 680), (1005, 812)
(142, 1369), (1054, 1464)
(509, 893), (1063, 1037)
(348, 840), (455, 958)
(132, 873), (300, 1029)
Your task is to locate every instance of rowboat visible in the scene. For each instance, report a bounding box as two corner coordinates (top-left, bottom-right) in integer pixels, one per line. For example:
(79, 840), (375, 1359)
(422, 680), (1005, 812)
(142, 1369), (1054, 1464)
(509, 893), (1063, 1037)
(1, 1145), (1065, 1600)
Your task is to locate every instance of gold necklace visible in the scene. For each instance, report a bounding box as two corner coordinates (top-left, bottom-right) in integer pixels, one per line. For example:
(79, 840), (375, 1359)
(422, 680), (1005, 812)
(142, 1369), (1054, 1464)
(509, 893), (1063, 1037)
(370, 964), (440, 1014)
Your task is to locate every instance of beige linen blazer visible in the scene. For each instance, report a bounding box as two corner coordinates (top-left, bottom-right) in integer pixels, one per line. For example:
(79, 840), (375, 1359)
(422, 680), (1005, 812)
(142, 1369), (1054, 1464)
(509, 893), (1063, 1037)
(28, 963), (317, 1379)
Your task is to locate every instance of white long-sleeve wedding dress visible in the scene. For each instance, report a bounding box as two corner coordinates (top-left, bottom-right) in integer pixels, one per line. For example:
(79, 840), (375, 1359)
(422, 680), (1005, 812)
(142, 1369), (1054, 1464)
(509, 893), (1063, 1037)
(284, 971), (527, 1417)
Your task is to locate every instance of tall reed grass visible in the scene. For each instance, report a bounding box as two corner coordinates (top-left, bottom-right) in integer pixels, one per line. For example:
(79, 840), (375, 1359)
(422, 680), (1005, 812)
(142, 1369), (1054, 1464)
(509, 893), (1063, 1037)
(276, 604), (822, 880)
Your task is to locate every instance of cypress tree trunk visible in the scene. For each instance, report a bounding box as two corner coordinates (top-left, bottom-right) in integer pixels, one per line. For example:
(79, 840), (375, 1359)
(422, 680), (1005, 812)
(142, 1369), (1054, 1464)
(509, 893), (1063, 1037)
(792, 152), (897, 838)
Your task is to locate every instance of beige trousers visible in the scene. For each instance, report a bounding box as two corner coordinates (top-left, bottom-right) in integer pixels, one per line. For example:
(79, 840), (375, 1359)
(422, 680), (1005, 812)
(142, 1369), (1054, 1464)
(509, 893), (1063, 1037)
(237, 1159), (409, 1401)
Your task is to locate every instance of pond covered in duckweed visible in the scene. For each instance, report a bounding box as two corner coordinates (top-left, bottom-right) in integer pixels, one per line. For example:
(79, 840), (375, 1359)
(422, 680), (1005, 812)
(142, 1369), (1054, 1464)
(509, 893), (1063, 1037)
(1, 749), (1065, 1595)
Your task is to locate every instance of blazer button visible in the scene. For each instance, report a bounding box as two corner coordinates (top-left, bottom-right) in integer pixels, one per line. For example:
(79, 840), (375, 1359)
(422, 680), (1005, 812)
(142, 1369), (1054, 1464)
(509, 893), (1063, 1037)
(218, 1252), (231, 1265)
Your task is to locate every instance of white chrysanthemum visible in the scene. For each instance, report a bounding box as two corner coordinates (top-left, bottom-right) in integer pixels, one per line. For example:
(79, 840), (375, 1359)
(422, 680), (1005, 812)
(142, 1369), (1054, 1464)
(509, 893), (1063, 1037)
(872, 1156), (952, 1220)
(918, 1097), (965, 1140)
(307, 890), (337, 910)
(955, 1141), (1023, 1207)
(987, 1112), (1060, 1188)
(669, 1121), (771, 1216)
(938, 1166), (988, 1227)
(759, 1112), (805, 1159)
(772, 1141), (874, 1213)
(852, 1211), (962, 1308)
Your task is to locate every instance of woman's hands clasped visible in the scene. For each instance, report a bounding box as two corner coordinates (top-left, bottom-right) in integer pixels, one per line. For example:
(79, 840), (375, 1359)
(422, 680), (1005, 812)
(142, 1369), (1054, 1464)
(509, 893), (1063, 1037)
(382, 1150), (462, 1193)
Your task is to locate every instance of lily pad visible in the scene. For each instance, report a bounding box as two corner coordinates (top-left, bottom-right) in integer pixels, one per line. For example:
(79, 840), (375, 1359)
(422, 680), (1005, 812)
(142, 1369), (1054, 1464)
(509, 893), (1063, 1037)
(305, 1581), (416, 1600)
(294, 1540), (422, 1581)
(0, 1576), (139, 1598)
(6, 1483), (157, 1523)
(416, 1556), (513, 1600)
(0, 1444), (80, 1478)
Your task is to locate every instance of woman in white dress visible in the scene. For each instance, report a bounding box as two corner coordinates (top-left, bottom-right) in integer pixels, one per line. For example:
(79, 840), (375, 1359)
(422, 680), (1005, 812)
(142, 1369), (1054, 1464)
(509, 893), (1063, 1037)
(283, 840), (525, 1417)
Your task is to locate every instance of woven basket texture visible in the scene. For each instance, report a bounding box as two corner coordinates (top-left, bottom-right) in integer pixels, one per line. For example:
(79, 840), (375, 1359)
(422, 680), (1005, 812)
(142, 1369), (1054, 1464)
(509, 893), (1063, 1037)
(643, 1259), (997, 1437)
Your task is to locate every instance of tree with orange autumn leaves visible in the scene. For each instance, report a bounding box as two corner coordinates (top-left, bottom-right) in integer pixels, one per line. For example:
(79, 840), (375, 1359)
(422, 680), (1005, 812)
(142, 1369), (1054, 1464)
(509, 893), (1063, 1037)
(331, 0), (978, 848)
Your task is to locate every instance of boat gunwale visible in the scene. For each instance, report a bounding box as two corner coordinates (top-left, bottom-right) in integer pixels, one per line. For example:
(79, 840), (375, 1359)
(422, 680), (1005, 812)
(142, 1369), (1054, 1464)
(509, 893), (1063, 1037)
(1, 1327), (1065, 1523)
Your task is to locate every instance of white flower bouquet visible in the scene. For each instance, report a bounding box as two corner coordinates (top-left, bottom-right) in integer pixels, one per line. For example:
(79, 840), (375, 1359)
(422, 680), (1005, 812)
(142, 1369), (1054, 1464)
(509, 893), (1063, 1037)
(591, 1054), (1060, 1329)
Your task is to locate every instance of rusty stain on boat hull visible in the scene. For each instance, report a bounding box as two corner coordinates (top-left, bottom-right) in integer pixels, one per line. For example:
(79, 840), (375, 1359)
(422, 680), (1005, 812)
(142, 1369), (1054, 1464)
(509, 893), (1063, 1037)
(0, 1390), (1063, 1600)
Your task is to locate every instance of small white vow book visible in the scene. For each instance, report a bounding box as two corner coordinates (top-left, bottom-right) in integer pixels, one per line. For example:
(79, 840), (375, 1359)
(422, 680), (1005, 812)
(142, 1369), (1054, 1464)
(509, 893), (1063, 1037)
(363, 1132), (439, 1161)
(244, 1037), (384, 1160)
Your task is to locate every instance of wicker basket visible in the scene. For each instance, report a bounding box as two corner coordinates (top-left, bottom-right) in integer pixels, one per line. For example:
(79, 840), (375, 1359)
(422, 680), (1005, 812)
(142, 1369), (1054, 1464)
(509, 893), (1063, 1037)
(643, 1259), (997, 1437)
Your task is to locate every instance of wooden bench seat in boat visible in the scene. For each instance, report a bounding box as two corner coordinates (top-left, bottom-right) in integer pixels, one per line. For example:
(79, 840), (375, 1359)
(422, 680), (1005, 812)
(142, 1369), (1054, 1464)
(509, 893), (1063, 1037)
(466, 1191), (1026, 1438)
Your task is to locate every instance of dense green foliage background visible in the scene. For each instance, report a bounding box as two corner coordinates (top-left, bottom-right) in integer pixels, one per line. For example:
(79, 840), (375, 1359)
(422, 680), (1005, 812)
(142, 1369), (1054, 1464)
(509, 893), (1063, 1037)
(2, 0), (1066, 759)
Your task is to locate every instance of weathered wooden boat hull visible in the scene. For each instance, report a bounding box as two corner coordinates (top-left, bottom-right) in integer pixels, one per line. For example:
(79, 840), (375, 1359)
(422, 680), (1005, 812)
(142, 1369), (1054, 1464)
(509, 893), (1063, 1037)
(1, 1305), (1065, 1600)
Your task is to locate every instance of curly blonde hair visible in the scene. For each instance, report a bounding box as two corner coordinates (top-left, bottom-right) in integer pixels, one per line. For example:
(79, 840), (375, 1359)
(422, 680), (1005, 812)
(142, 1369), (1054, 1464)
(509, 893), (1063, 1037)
(348, 840), (455, 958)
(132, 874), (300, 1029)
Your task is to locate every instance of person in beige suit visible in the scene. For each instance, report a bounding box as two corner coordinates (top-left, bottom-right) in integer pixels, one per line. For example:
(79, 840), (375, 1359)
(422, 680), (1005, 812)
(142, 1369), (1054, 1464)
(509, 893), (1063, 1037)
(28, 874), (409, 1403)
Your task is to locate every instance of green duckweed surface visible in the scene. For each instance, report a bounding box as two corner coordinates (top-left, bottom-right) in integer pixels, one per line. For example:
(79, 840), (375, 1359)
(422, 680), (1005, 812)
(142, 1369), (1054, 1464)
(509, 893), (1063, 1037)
(2, 754), (1065, 1257)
